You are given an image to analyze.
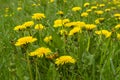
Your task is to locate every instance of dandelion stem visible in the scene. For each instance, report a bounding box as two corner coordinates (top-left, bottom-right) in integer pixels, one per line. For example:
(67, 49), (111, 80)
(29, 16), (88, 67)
(26, 53), (33, 80)
(28, 30), (32, 36)
(35, 61), (38, 80)
(86, 36), (90, 52)
(92, 58), (95, 80)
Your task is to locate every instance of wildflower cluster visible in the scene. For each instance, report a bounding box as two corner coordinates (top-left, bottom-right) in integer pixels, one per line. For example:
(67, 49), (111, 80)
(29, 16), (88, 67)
(6, 0), (120, 79)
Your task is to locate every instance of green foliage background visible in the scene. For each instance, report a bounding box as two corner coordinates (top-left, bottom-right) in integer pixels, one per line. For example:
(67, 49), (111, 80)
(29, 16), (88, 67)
(0, 0), (120, 80)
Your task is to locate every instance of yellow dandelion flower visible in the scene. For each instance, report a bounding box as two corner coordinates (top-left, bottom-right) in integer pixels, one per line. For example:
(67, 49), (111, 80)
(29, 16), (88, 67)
(10, 14), (13, 17)
(114, 14), (120, 20)
(95, 31), (101, 35)
(55, 55), (76, 66)
(44, 36), (52, 43)
(56, 11), (64, 15)
(84, 2), (90, 7)
(117, 33), (120, 40)
(63, 19), (70, 24)
(64, 22), (76, 27)
(4, 14), (9, 17)
(29, 47), (52, 57)
(113, 0), (120, 4)
(37, 4), (40, 6)
(53, 19), (70, 27)
(95, 18), (104, 24)
(72, 7), (81, 12)
(36, 47), (51, 57)
(49, 0), (54, 3)
(32, 3), (37, 7)
(35, 24), (45, 30)
(75, 21), (86, 28)
(64, 21), (86, 28)
(85, 24), (96, 30)
(105, 8), (111, 12)
(91, 6), (97, 10)
(64, 0), (67, 2)
(95, 10), (104, 15)
(95, 19), (100, 24)
(68, 27), (82, 36)
(15, 36), (37, 46)
(32, 13), (46, 20)
(81, 12), (88, 17)
(13, 25), (26, 31)
(114, 13), (120, 17)
(116, 17), (120, 20)
(29, 51), (37, 57)
(23, 21), (34, 28)
(115, 24), (120, 29)
(17, 7), (22, 11)
(53, 19), (63, 27)
(118, 5), (120, 7)
(59, 29), (68, 35)
(99, 4), (105, 7)
(95, 30), (112, 38)
(86, 9), (92, 13)
(99, 18), (104, 21)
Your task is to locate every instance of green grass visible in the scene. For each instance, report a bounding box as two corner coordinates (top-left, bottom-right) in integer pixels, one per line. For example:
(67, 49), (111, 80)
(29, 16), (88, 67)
(0, 0), (120, 80)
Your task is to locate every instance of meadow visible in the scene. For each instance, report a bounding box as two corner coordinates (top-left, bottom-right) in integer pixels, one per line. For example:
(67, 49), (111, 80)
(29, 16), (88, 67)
(0, 0), (120, 80)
